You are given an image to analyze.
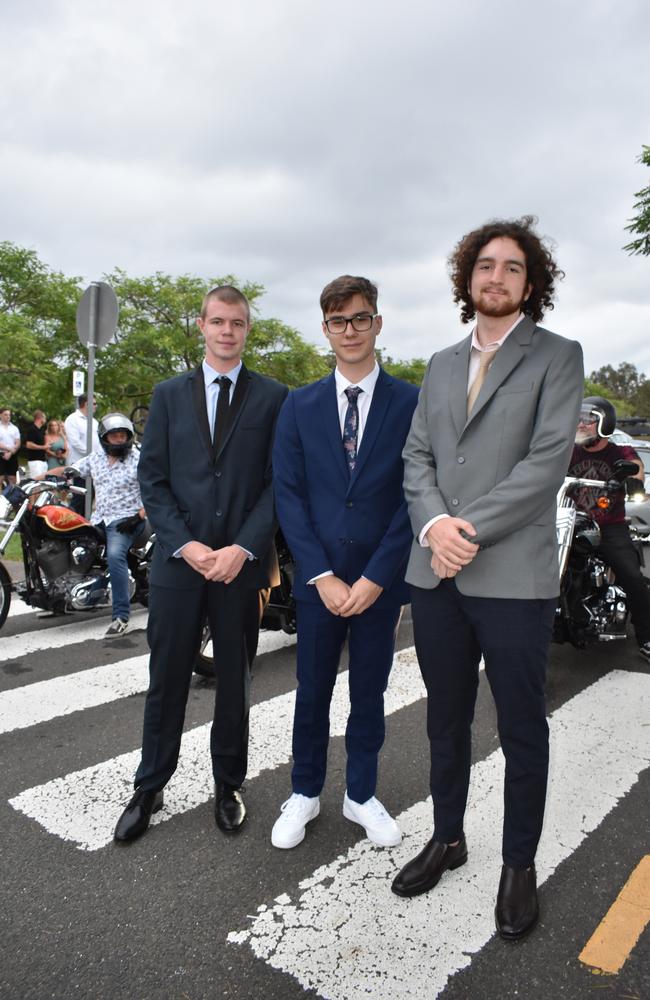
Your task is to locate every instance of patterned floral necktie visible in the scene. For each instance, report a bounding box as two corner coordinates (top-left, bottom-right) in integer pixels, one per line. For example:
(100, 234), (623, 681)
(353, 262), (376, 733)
(343, 386), (363, 474)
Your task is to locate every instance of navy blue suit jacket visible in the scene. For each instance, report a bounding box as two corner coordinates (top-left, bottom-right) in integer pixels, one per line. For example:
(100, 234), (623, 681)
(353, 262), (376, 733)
(139, 364), (288, 591)
(272, 369), (419, 606)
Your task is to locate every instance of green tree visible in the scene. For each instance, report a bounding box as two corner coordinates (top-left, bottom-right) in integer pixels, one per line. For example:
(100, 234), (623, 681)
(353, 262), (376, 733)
(0, 242), (83, 421)
(588, 363), (646, 402)
(99, 270), (330, 412)
(624, 145), (650, 256)
(378, 350), (427, 386)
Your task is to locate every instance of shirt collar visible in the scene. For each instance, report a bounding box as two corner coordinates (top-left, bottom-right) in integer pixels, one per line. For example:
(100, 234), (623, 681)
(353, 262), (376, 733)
(202, 359), (242, 388)
(471, 312), (526, 353)
(334, 362), (380, 396)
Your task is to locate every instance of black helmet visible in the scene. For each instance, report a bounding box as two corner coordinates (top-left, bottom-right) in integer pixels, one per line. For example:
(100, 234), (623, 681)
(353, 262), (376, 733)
(580, 396), (617, 439)
(98, 412), (134, 460)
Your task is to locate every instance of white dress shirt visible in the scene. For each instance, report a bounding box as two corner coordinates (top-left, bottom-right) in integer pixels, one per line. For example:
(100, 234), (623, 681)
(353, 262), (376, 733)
(203, 359), (242, 437)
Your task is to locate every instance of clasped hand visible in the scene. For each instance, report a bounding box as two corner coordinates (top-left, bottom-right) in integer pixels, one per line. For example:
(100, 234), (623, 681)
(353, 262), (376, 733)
(181, 541), (247, 583)
(315, 575), (383, 617)
(426, 517), (478, 579)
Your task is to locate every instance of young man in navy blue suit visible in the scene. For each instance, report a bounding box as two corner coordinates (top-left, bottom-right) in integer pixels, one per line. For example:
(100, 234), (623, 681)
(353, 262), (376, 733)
(271, 275), (419, 849)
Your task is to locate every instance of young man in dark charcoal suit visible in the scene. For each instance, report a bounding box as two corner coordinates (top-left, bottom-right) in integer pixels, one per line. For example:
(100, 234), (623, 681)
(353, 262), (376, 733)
(114, 285), (287, 843)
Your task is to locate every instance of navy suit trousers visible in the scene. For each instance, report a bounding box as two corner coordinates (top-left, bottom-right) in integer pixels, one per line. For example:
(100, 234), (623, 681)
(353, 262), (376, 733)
(411, 581), (556, 868)
(291, 598), (402, 803)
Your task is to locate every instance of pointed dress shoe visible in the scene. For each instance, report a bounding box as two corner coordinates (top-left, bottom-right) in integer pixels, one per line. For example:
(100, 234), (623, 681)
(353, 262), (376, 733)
(215, 782), (246, 833)
(114, 788), (164, 843)
(391, 836), (468, 897)
(495, 864), (539, 940)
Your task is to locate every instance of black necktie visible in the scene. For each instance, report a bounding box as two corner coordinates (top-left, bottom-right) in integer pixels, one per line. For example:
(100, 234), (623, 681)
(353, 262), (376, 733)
(213, 375), (231, 453)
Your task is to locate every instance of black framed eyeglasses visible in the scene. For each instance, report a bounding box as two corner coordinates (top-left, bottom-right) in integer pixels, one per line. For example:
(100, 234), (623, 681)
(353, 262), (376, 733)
(324, 312), (378, 335)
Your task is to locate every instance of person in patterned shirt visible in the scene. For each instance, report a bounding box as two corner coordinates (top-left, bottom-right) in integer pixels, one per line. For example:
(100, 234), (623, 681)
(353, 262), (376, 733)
(48, 412), (146, 638)
(568, 396), (650, 661)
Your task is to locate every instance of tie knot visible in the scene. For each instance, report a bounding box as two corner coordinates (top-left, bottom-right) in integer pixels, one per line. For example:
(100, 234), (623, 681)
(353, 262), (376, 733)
(345, 386), (362, 404)
(478, 348), (498, 370)
(215, 375), (231, 391)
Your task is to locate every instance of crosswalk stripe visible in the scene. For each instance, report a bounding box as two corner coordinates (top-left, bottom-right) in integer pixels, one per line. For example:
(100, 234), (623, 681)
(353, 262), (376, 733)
(7, 597), (33, 618)
(0, 609), (148, 660)
(0, 629), (297, 734)
(227, 670), (650, 1000)
(8, 647), (423, 851)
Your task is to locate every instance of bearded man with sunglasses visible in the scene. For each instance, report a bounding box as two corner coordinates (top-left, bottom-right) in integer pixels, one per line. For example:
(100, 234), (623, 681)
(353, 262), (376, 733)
(271, 275), (419, 850)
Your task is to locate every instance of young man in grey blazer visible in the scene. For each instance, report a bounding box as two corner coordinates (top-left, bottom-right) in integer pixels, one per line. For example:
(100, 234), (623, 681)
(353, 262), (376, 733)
(393, 217), (584, 940)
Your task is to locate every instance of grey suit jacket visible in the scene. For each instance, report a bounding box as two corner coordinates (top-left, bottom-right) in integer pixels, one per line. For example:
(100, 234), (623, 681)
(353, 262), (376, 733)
(403, 316), (584, 598)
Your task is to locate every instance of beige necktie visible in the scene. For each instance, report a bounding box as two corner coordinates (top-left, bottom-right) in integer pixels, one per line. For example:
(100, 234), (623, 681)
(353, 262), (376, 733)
(467, 348), (499, 416)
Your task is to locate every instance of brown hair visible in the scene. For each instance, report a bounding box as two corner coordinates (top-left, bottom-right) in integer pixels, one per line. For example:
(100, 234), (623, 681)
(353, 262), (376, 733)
(320, 275), (378, 316)
(448, 215), (564, 324)
(200, 285), (251, 322)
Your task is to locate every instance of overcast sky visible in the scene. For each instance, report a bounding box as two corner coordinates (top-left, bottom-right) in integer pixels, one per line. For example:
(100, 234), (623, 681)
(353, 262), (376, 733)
(2, 0), (649, 377)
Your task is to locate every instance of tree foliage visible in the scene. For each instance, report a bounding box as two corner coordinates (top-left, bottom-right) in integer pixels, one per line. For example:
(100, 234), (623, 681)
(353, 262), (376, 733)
(587, 363), (650, 417)
(0, 241), (83, 419)
(624, 145), (650, 257)
(0, 246), (331, 426)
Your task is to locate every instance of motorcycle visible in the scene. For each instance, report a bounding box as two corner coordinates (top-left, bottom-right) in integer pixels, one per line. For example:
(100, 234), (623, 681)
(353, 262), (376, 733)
(0, 477), (153, 630)
(554, 458), (641, 648)
(0, 476), (296, 676)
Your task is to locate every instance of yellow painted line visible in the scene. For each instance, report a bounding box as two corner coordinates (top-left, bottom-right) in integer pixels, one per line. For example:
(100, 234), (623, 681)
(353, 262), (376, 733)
(579, 855), (650, 974)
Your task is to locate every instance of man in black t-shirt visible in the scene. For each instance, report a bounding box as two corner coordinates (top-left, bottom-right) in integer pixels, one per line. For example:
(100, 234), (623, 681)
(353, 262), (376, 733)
(25, 409), (49, 477)
(568, 396), (650, 661)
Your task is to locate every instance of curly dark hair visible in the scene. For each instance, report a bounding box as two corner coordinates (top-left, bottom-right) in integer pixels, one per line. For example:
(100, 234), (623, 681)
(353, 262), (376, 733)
(448, 215), (564, 324)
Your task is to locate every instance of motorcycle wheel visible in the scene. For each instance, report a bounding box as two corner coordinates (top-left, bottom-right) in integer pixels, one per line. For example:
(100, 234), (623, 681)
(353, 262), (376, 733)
(0, 561), (12, 629)
(194, 620), (215, 678)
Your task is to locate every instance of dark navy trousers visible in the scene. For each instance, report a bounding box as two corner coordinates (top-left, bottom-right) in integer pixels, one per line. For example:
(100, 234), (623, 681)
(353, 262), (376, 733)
(411, 580), (556, 868)
(291, 598), (402, 804)
(135, 581), (266, 792)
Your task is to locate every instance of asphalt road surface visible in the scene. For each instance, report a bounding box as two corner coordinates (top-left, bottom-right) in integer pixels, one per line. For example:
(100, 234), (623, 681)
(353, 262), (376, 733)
(1, 592), (649, 1000)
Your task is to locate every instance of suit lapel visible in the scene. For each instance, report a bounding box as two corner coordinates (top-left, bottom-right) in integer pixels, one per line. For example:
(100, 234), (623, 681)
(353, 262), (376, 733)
(450, 335), (472, 438)
(215, 364), (251, 459)
(190, 366), (214, 461)
(319, 373), (349, 485)
(350, 368), (392, 485)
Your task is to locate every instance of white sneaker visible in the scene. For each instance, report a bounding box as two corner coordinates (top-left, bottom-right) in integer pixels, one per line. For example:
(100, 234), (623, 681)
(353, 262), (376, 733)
(343, 792), (402, 847)
(271, 793), (320, 849)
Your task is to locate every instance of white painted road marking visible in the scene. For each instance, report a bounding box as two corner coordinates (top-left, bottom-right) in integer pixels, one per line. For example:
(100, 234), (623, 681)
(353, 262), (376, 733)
(8, 647), (422, 850)
(0, 629), (296, 734)
(0, 610), (148, 660)
(228, 670), (650, 1000)
(7, 597), (33, 618)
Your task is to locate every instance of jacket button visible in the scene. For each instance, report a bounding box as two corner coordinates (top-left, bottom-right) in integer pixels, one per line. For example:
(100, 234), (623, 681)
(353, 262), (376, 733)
(457, 456), (465, 464)
(215, 470), (222, 478)
(216, 510), (222, 517)
(345, 501), (354, 508)
(451, 498), (460, 506)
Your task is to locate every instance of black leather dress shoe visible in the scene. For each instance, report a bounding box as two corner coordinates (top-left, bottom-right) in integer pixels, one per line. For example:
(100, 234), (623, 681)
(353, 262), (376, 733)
(215, 783), (246, 833)
(495, 864), (538, 940)
(114, 788), (164, 844)
(391, 836), (468, 897)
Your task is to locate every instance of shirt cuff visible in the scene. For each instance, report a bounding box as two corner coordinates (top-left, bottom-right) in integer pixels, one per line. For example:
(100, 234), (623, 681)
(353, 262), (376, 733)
(418, 513), (450, 547)
(307, 570), (334, 585)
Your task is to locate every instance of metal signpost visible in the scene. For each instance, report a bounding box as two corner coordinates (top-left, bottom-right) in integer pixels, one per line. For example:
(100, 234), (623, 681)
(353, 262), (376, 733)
(75, 282), (119, 519)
